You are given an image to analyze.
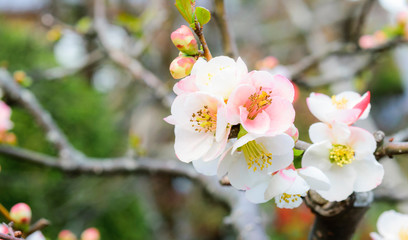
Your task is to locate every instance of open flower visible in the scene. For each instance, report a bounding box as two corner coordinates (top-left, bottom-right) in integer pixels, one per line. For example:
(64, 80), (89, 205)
(370, 210), (408, 240)
(173, 56), (248, 100)
(227, 71), (295, 135)
(0, 101), (13, 132)
(264, 166), (330, 208)
(217, 133), (294, 195)
(165, 92), (230, 164)
(306, 91), (370, 125)
(302, 122), (384, 201)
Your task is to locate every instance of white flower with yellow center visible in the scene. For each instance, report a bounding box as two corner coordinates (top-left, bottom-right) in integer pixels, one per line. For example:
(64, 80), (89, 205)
(165, 92), (230, 175)
(302, 122), (384, 201)
(217, 133), (294, 195)
(371, 210), (408, 240)
(306, 91), (371, 125)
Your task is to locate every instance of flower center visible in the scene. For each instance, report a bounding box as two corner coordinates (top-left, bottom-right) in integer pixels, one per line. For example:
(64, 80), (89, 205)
(329, 144), (355, 167)
(399, 227), (408, 240)
(331, 95), (348, 109)
(241, 140), (272, 172)
(190, 105), (217, 133)
(279, 193), (301, 204)
(244, 87), (272, 120)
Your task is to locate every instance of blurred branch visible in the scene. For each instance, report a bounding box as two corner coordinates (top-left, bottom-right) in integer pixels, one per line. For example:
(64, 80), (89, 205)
(213, 0), (238, 58)
(0, 69), (81, 162)
(40, 50), (103, 80)
(26, 219), (50, 237)
(0, 232), (23, 240)
(352, 0), (375, 44)
(93, 0), (174, 108)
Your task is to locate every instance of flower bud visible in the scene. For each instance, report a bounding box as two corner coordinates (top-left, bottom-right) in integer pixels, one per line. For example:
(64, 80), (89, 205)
(10, 203), (31, 225)
(359, 35), (376, 49)
(58, 230), (77, 240)
(169, 56), (196, 79)
(285, 125), (299, 142)
(171, 25), (199, 55)
(80, 228), (100, 240)
(0, 224), (9, 234)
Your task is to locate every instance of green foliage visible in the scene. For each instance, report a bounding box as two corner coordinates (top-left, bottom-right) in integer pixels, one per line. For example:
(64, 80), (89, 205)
(293, 149), (304, 169)
(175, 0), (196, 24)
(195, 7), (211, 26)
(368, 56), (403, 96)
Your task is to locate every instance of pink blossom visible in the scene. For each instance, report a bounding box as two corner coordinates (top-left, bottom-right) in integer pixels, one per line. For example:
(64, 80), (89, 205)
(170, 25), (198, 55)
(0, 101), (12, 132)
(227, 71), (295, 135)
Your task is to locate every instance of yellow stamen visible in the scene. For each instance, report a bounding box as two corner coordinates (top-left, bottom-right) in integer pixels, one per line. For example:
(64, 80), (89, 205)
(245, 87), (273, 120)
(329, 144), (355, 167)
(399, 227), (408, 240)
(190, 105), (217, 133)
(331, 95), (348, 109)
(241, 140), (272, 172)
(279, 193), (301, 204)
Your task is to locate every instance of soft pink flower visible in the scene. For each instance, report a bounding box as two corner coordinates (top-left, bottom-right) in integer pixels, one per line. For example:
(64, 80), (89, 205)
(306, 91), (370, 125)
(359, 35), (377, 49)
(58, 230), (77, 240)
(227, 71), (295, 135)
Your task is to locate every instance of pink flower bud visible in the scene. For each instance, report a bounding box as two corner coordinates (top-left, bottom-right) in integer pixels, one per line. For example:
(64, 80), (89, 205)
(80, 228), (100, 240)
(171, 25), (199, 55)
(285, 125), (299, 142)
(255, 56), (279, 70)
(169, 56), (196, 79)
(359, 35), (377, 49)
(0, 224), (9, 234)
(10, 203), (31, 225)
(58, 230), (77, 240)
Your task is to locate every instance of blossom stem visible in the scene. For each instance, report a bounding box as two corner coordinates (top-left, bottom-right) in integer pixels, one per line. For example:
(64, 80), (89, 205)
(194, 23), (212, 60)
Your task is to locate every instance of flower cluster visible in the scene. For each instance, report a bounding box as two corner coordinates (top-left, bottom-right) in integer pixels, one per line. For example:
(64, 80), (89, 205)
(166, 55), (332, 208)
(303, 91), (384, 201)
(371, 210), (408, 240)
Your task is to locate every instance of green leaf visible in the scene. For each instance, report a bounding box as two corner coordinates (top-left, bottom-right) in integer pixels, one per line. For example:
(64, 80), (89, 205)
(293, 148), (304, 169)
(195, 7), (211, 26)
(175, 0), (196, 24)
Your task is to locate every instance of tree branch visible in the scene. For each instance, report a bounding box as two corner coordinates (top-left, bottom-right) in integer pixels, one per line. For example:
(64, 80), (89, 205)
(193, 23), (212, 60)
(213, 0), (238, 58)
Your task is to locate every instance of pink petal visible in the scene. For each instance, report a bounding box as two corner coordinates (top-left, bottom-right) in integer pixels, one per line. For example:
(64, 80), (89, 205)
(352, 91), (370, 120)
(226, 84), (255, 124)
(264, 97), (295, 135)
(173, 75), (198, 95)
(240, 107), (271, 134)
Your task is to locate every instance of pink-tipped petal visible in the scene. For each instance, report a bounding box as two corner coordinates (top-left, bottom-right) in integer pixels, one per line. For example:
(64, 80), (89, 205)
(240, 107), (271, 134)
(264, 97), (295, 135)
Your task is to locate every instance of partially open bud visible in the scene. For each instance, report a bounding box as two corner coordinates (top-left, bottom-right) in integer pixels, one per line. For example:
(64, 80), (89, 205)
(80, 228), (100, 240)
(285, 124), (299, 142)
(171, 25), (199, 55)
(169, 56), (196, 79)
(10, 203), (31, 225)
(58, 230), (77, 240)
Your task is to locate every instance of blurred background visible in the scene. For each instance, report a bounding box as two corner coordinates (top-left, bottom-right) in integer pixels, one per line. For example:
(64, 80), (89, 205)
(0, 0), (407, 239)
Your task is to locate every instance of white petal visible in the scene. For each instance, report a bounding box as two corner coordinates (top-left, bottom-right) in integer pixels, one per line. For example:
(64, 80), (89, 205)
(285, 174), (310, 195)
(377, 210), (408, 239)
(217, 146), (234, 178)
(258, 134), (294, 156)
(316, 165), (356, 201)
(192, 158), (218, 176)
(201, 135), (227, 162)
(348, 126), (376, 157)
(309, 122), (331, 143)
(215, 104), (229, 142)
(352, 156), (384, 192)
(274, 193), (303, 209)
(298, 167), (330, 191)
(227, 154), (260, 190)
(266, 151), (294, 173)
(369, 232), (383, 240)
(301, 141), (332, 171)
(174, 127), (214, 162)
(306, 93), (335, 123)
(245, 181), (270, 203)
(264, 170), (296, 199)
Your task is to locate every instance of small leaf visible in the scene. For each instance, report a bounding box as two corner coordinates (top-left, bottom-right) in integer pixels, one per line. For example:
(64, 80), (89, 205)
(195, 7), (211, 26)
(175, 0), (195, 24)
(293, 149), (304, 169)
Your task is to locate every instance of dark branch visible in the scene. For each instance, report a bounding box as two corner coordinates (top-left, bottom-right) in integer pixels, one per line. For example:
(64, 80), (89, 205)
(213, 0), (238, 58)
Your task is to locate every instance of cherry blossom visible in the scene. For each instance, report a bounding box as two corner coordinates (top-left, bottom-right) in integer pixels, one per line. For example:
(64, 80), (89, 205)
(306, 91), (371, 125)
(217, 133), (294, 195)
(370, 210), (408, 240)
(227, 71), (295, 135)
(173, 56), (248, 100)
(165, 92), (230, 164)
(0, 101), (13, 132)
(302, 122), (384, 201)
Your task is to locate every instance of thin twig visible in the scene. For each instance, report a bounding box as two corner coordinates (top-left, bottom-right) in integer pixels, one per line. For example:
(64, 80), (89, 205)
(193, 22), (212, 60)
